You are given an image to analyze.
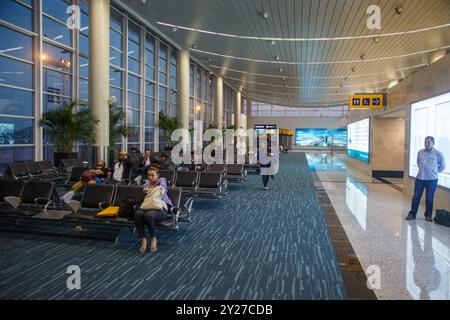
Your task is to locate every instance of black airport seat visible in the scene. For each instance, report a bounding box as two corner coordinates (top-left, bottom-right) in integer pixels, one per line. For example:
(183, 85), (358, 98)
(0, 179), (24, 204)
(9, 163), (30, 180)
(156, 187), (182, 231)
(2, 180), (55, 215)
(25, 161), (64, 182)
(207, 164), (227, 175)
(25, 161), (43, 177)
(63, 184), (115, 220)
(38, 161), (58, 174)
(64, 167), (86, 186)
(195, 172), (224, 197)
(174, 171), (198, 193)
(159, 170), (176, 187)
(225, 164), (246, 182)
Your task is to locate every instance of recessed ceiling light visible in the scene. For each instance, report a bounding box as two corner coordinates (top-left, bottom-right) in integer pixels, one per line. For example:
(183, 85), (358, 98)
(373, 37), (380, 43)
(171, 27), (178, 32)
(269, 40), (276, 46)
(351, 67), (357, 72)
(395, 5), (403, 14)
(279, 68), (284, 72)
(192, 44), (198, 49)
(360, 54), (366, 60)
(261, 12), (269, 20)
(274, 55), (280, 61)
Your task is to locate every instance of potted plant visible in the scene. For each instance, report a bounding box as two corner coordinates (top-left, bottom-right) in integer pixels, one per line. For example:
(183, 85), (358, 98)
(40, 100), (98, 167)
(108, 102), (134, 163)
(157, 111), (179, 151)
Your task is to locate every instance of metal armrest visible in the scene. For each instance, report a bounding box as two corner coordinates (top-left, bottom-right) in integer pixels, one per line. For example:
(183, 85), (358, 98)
(34, 197), (52, 211)
(98, 202), (109, 210)
(66, 200), (81, 213)
(4, 196), (21, 209)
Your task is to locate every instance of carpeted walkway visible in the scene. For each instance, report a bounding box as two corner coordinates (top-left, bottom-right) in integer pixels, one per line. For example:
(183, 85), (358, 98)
(0, 152), (346, 300)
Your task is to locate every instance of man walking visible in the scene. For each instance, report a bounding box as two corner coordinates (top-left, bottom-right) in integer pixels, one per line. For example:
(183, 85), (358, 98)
(406, 136), (446, 222)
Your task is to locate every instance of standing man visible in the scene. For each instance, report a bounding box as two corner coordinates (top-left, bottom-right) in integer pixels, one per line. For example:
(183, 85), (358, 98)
(406, 136), (446, 222)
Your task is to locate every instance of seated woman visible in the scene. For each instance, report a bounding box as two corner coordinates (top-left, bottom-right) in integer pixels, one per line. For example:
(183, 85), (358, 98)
(70, 169), (97, 192)
(94, 160), (108, 181)
(134, 166), (172, 253)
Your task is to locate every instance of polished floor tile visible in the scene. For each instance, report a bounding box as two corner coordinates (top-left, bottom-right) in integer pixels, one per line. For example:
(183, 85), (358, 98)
(307, 151), (450, 300)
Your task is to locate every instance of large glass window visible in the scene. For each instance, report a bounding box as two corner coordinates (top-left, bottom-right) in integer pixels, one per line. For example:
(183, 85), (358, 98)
(0, 56), (33, 89)
(0, 0), (33, 31)
(0, 25), (33, 61)
(0, 86), (33, 117)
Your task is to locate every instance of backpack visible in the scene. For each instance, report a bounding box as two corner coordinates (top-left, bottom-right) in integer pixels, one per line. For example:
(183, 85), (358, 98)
(120, 197), (136, 218)
(434, 209), (450, 227)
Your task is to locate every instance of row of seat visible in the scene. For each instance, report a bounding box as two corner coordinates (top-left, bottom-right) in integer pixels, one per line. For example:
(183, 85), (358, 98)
(0, 179), (184, 232)
(8, 161), (63, 180)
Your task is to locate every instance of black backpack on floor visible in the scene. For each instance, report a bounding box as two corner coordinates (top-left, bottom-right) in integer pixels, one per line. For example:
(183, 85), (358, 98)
(119, 197), (136, 218)
(434, 209), (450, 227)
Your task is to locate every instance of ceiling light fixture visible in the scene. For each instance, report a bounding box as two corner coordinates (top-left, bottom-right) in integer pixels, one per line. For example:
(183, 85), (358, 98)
(395, 5), (404, 14)
(373, 37), (380, 43)
(209, 63), (426, 80)
(192, 44), (198, 49)
(156, 21), (450, 42)
(261, 12), (269, 20)
(171, 27), (178, 32)
(190, 45), (450, 65)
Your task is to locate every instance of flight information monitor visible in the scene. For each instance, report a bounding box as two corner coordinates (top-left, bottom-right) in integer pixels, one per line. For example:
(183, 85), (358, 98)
(347, 118), (370, 163)
(410, 92), (450, 189)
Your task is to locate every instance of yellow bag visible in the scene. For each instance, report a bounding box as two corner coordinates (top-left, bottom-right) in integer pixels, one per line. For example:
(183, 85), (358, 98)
(97, 206), (120, 217)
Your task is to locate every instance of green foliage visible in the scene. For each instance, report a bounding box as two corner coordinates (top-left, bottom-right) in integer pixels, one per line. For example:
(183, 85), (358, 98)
(109, 103), (133, 146)
(157, 111), (179, 147)
(39, 100), (98, 153)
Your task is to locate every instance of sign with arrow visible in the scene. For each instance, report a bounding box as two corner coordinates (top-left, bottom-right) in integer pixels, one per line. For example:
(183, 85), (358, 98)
(349, 94), (384, 109)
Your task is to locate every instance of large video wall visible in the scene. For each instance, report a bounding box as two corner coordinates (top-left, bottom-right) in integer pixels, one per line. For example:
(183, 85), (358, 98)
(410, 92), (450, 189)
(347, 118), (370, 163)
(295, 128), (347, 147)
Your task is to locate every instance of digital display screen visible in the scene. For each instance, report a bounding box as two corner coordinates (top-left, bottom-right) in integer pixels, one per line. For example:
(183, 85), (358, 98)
(410, 92), (450, 189)
(347, 118), (370, 163)
(295, 128), (348, 148)
(328, 128), (348, 147)
(295, 128), (328, 147)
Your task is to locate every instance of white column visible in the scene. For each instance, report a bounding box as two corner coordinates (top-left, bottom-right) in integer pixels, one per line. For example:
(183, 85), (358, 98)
(89, 0), (110, 160)
(177, 49), (190, 129)
(246, 98), (252, 130)
(235, 90), (242, 129)
(215, 76), (223, 131)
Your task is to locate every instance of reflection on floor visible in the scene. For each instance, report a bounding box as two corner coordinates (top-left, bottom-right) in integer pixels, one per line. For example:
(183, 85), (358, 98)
(307, 151), (450, 300)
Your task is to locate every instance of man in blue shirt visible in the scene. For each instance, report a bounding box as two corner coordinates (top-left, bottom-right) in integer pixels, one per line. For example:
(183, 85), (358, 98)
(406, 136), (446, 221)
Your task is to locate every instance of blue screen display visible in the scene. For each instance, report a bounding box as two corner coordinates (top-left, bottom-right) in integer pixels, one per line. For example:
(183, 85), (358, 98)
(295, 128), (348, 147)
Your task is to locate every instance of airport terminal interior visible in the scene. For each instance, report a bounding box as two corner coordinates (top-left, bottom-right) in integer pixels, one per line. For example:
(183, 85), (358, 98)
(0, 0), (449, 301)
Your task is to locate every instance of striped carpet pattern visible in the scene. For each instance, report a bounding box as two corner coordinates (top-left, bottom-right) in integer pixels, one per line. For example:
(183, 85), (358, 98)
(0, 152), (346, 300)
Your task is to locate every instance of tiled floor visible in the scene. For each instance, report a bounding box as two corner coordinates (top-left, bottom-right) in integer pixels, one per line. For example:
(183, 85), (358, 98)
(306, 151), (450, 300)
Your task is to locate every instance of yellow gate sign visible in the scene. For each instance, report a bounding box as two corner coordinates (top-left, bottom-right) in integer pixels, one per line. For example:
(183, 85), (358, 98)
(349, 94), (384, 109)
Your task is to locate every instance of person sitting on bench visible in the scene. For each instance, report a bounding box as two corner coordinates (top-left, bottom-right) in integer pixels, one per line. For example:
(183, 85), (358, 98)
(110, 151), (133, 184)
(134, 166), (173, 253)
(94, 160), (108, 180)
(159, 153), (174, 171)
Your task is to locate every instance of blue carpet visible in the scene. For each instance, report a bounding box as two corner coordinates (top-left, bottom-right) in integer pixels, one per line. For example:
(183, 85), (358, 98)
(0, 152), (346, 300)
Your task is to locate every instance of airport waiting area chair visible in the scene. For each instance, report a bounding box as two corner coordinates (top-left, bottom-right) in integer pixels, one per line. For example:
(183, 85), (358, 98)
(0, 180), (55, 216)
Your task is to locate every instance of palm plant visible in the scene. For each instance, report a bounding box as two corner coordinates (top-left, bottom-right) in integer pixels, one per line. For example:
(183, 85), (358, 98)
(109, 103), (133, 146)
(157, 111), (179, 147)
(39, 100), (98, 152)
